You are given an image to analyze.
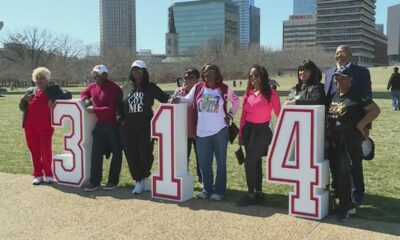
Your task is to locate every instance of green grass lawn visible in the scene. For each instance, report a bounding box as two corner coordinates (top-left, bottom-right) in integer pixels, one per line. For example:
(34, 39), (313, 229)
(1, 93), (399, 223)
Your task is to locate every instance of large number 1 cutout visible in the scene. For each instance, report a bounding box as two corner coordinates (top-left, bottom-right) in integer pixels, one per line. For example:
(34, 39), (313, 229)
(267, 106), (329, 220)
(151, 104), (193, 202)
(51, 100), (96, 187)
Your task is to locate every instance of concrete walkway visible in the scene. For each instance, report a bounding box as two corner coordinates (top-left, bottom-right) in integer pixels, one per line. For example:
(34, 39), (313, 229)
(0, 172), (399, 240)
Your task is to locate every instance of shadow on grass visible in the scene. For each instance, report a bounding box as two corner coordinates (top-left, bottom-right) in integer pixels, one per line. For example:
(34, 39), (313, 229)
(50, 184), (400, 236)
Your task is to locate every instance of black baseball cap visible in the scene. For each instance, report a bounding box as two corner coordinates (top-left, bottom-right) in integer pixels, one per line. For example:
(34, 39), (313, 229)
(333, 66), (353, 78)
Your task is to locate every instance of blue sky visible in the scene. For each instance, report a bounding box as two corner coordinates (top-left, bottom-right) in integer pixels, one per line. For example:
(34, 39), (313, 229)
(0, 0), (399, 54)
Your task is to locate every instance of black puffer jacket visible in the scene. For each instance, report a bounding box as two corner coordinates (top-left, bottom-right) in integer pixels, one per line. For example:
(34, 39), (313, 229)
(288, 82), (326, 105)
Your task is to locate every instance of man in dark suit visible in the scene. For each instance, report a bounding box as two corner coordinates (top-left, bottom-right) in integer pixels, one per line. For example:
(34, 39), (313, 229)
(325, 45), (372, 100)
(325, 45), (372, 212)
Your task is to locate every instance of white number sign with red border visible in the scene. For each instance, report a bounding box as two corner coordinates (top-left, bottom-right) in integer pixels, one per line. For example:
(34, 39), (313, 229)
(151, 104), (194, 202)
(51, 100), (96, 187)
(267, 105), (329, 220)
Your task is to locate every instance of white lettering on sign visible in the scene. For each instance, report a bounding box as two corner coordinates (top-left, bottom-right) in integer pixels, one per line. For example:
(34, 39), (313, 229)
(151, 104), (194, 202)
(51, 100), (96, 187)
(267, 105), (329, 220)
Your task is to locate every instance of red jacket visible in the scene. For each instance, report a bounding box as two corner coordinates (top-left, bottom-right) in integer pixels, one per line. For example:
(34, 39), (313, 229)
(80, 79), (122, 124)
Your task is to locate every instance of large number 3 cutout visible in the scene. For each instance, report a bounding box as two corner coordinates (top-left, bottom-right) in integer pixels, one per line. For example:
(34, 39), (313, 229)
(151, 104), (193, 202)
(51, 100), (96, 187)
(267, 105), (329, 220)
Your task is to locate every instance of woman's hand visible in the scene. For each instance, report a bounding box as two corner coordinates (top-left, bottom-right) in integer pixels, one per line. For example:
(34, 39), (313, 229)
(356, 122), (369, 139)
(86, 105), (94, 113)
(168, 97), (180, 104)
(283, 100), (296, 105)
(23, 94), (33, 103)
(48, 100), (55, 108)
(238, 136), (243, 146)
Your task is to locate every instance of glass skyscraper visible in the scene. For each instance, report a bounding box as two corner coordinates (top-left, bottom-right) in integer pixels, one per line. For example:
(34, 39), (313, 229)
(293, 0), (316, 15)
(100, 0), (136, 54)
(173, 0), (239, 55)
(232, 0), (260, 47)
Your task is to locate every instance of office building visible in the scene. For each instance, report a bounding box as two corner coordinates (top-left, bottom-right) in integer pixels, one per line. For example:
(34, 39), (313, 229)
(283, 15), (316, 51)
(387, 3), (400, 64)
(172, 0), (239, 55)
(293, 0), (316, 15)
(316, 0), (377, 66)
(232, 0), (260, 47)
(100, 0), (136, 54)
(249, 5), (260, 46)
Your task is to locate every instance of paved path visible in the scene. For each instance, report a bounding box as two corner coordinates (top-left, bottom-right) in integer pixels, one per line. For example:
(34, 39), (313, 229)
(0, 172), (399, 240)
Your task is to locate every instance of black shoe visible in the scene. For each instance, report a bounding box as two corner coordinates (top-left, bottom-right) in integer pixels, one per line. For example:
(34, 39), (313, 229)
(336, 209), (349, 222)
(84, 184), (101, 192)
(103, 183), (118, 191)
(254, 192), (265, 204)
(237, 195), (257, 207)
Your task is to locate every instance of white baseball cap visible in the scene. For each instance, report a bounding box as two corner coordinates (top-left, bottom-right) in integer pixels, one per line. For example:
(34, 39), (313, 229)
(91, 64), (108, 74)
(131, 60), (147, 69)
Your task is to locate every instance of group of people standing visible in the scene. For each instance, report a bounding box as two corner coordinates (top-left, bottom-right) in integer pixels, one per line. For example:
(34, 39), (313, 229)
(21, 44), (381, 222)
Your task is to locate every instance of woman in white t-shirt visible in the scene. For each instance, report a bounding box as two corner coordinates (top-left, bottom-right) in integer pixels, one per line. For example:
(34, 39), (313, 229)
(172, 63), (240, 201)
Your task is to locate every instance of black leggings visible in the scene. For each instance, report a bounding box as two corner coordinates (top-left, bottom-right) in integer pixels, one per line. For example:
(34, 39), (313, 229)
(120, 127), (154, 182)
(242, 122), (272, 193)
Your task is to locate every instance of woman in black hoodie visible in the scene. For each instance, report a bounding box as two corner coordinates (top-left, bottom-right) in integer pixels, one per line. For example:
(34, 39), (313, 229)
(119, 60), (170, 194)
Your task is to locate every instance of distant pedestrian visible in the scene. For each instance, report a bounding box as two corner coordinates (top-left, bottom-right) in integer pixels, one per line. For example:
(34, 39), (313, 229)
(387, 67), (400, 111)
(240, 80), (243, 87)
(269, 79), (280, 90)
(233, 80), (237, 87)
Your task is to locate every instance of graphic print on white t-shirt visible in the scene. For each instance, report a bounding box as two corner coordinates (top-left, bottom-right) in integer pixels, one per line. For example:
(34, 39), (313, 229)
(199, 94), (220, 113)
(196, 88), (227, 137)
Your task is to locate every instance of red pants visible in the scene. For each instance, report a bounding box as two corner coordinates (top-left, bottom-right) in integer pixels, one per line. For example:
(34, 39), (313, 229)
(24, 128), (54, 177)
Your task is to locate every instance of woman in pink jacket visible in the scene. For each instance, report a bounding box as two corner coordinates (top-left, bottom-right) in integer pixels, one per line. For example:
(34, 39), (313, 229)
(237, 65), (281, 206)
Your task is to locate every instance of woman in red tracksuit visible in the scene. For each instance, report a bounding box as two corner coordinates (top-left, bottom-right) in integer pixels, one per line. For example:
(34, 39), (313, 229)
(20, 67), (71, 185)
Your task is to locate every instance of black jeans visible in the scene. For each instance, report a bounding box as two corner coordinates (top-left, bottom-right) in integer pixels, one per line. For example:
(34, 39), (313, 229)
(90, 124), (122, 186)
(329, 130), (364, 209)
(188, 138), (202, 182)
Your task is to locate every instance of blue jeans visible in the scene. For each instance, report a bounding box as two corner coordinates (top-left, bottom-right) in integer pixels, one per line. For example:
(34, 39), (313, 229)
(391, 91), (400, 111)
(196, 127), (229, 196)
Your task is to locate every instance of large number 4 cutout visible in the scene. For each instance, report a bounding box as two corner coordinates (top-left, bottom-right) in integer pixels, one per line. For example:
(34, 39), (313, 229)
(151, 104), (194, 202)
(267, 106), (329, 220)
(51, 100), (96, 187)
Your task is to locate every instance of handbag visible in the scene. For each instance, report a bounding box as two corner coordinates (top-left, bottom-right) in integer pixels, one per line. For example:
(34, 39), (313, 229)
(235, 146), (245, 165)
(229, 122), (239, 144)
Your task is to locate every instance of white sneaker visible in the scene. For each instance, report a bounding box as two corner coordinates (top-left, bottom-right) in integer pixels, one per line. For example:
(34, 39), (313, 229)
(132, 180), (143, 194)
(142, 178), (151, 192)
(210, 194), (223, 201)
(44, 176), (55, 184)
(348, 208), (357, 215)
(32, 177), (42, 185)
